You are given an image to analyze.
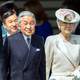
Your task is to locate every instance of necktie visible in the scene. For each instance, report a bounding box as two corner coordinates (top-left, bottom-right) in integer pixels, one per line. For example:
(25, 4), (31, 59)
(27, 37), (31, 48)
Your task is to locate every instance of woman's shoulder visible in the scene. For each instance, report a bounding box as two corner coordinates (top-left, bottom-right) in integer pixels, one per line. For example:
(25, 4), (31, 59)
(72, 34), (80, 39)
(71, 34), (80, 44)
(46, 34), (59, 41)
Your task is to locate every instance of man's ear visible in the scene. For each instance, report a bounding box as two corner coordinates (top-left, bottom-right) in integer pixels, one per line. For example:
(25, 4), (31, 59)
(18, 18), (21, 26)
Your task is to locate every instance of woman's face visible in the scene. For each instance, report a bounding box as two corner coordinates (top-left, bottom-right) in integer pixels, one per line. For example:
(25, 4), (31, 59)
(58, 21), (77, 34)
(4, 13), (18, 34)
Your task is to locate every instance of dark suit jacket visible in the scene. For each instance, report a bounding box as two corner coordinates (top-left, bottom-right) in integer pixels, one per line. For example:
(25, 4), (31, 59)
(4, 32), (46, 80)
(0, 25), (6, 80)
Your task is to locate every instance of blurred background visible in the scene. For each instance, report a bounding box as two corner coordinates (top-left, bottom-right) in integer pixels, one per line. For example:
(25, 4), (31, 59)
(0, 0), (65, 34)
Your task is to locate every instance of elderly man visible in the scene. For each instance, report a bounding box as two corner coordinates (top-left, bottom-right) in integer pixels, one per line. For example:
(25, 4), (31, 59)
(4, 11), (46, 80)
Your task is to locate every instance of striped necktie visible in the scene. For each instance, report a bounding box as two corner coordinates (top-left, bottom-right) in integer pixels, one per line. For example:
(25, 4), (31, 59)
(27, 37), (31, 48)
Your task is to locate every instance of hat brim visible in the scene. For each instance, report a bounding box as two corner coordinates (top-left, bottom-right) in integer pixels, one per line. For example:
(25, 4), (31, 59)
(55, 9), (80, 23)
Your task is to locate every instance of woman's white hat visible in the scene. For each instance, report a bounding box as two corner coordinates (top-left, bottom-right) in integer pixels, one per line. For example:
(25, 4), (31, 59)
(55, 8), (80, 23)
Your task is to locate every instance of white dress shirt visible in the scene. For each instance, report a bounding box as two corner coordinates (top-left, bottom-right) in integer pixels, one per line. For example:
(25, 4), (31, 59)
(22, 34), (31, 48)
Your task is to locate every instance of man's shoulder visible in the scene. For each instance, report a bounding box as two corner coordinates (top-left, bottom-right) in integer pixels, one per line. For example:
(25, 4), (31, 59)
(8, 32), (22, 40)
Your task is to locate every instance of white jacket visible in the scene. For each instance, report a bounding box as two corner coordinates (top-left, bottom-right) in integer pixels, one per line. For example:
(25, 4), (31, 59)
(45, 34), (80, 80)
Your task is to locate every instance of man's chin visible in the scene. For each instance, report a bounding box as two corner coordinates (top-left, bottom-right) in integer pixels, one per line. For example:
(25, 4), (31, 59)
(24, 32), (32, 36)
(11, 29), (17, 33)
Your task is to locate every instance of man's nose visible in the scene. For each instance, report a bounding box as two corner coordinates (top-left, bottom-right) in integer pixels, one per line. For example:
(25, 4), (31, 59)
(26, 24), (31, 28)
(12, 22), (16, 26)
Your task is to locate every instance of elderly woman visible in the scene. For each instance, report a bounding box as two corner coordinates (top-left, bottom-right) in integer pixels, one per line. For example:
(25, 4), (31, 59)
(45, 8), (80, 80)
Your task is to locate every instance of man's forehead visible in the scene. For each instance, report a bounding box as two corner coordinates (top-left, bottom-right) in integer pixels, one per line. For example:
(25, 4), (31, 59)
(5, 14), (17, 21)
(21, 16), (35, 20)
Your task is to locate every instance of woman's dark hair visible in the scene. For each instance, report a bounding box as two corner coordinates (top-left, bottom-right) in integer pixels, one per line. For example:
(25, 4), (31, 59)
(23, 0), (48, 22)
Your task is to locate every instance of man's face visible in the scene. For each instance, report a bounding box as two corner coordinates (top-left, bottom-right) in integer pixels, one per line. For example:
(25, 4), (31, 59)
(4, 13), (18, 34)
(20, 16), (36, 36)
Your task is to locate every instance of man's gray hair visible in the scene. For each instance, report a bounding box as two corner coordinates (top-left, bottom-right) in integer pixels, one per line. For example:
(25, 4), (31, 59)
(18, 11), (36, 23)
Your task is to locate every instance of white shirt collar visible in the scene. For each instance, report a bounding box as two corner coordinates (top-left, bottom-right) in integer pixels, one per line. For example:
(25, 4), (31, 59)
(22, 34), (31, 43)
(2, 23), (10, 36)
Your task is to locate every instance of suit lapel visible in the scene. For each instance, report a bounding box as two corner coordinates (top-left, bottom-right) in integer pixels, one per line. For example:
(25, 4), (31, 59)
(16, 32), (30, 66)
(23, 35), (37, 70)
